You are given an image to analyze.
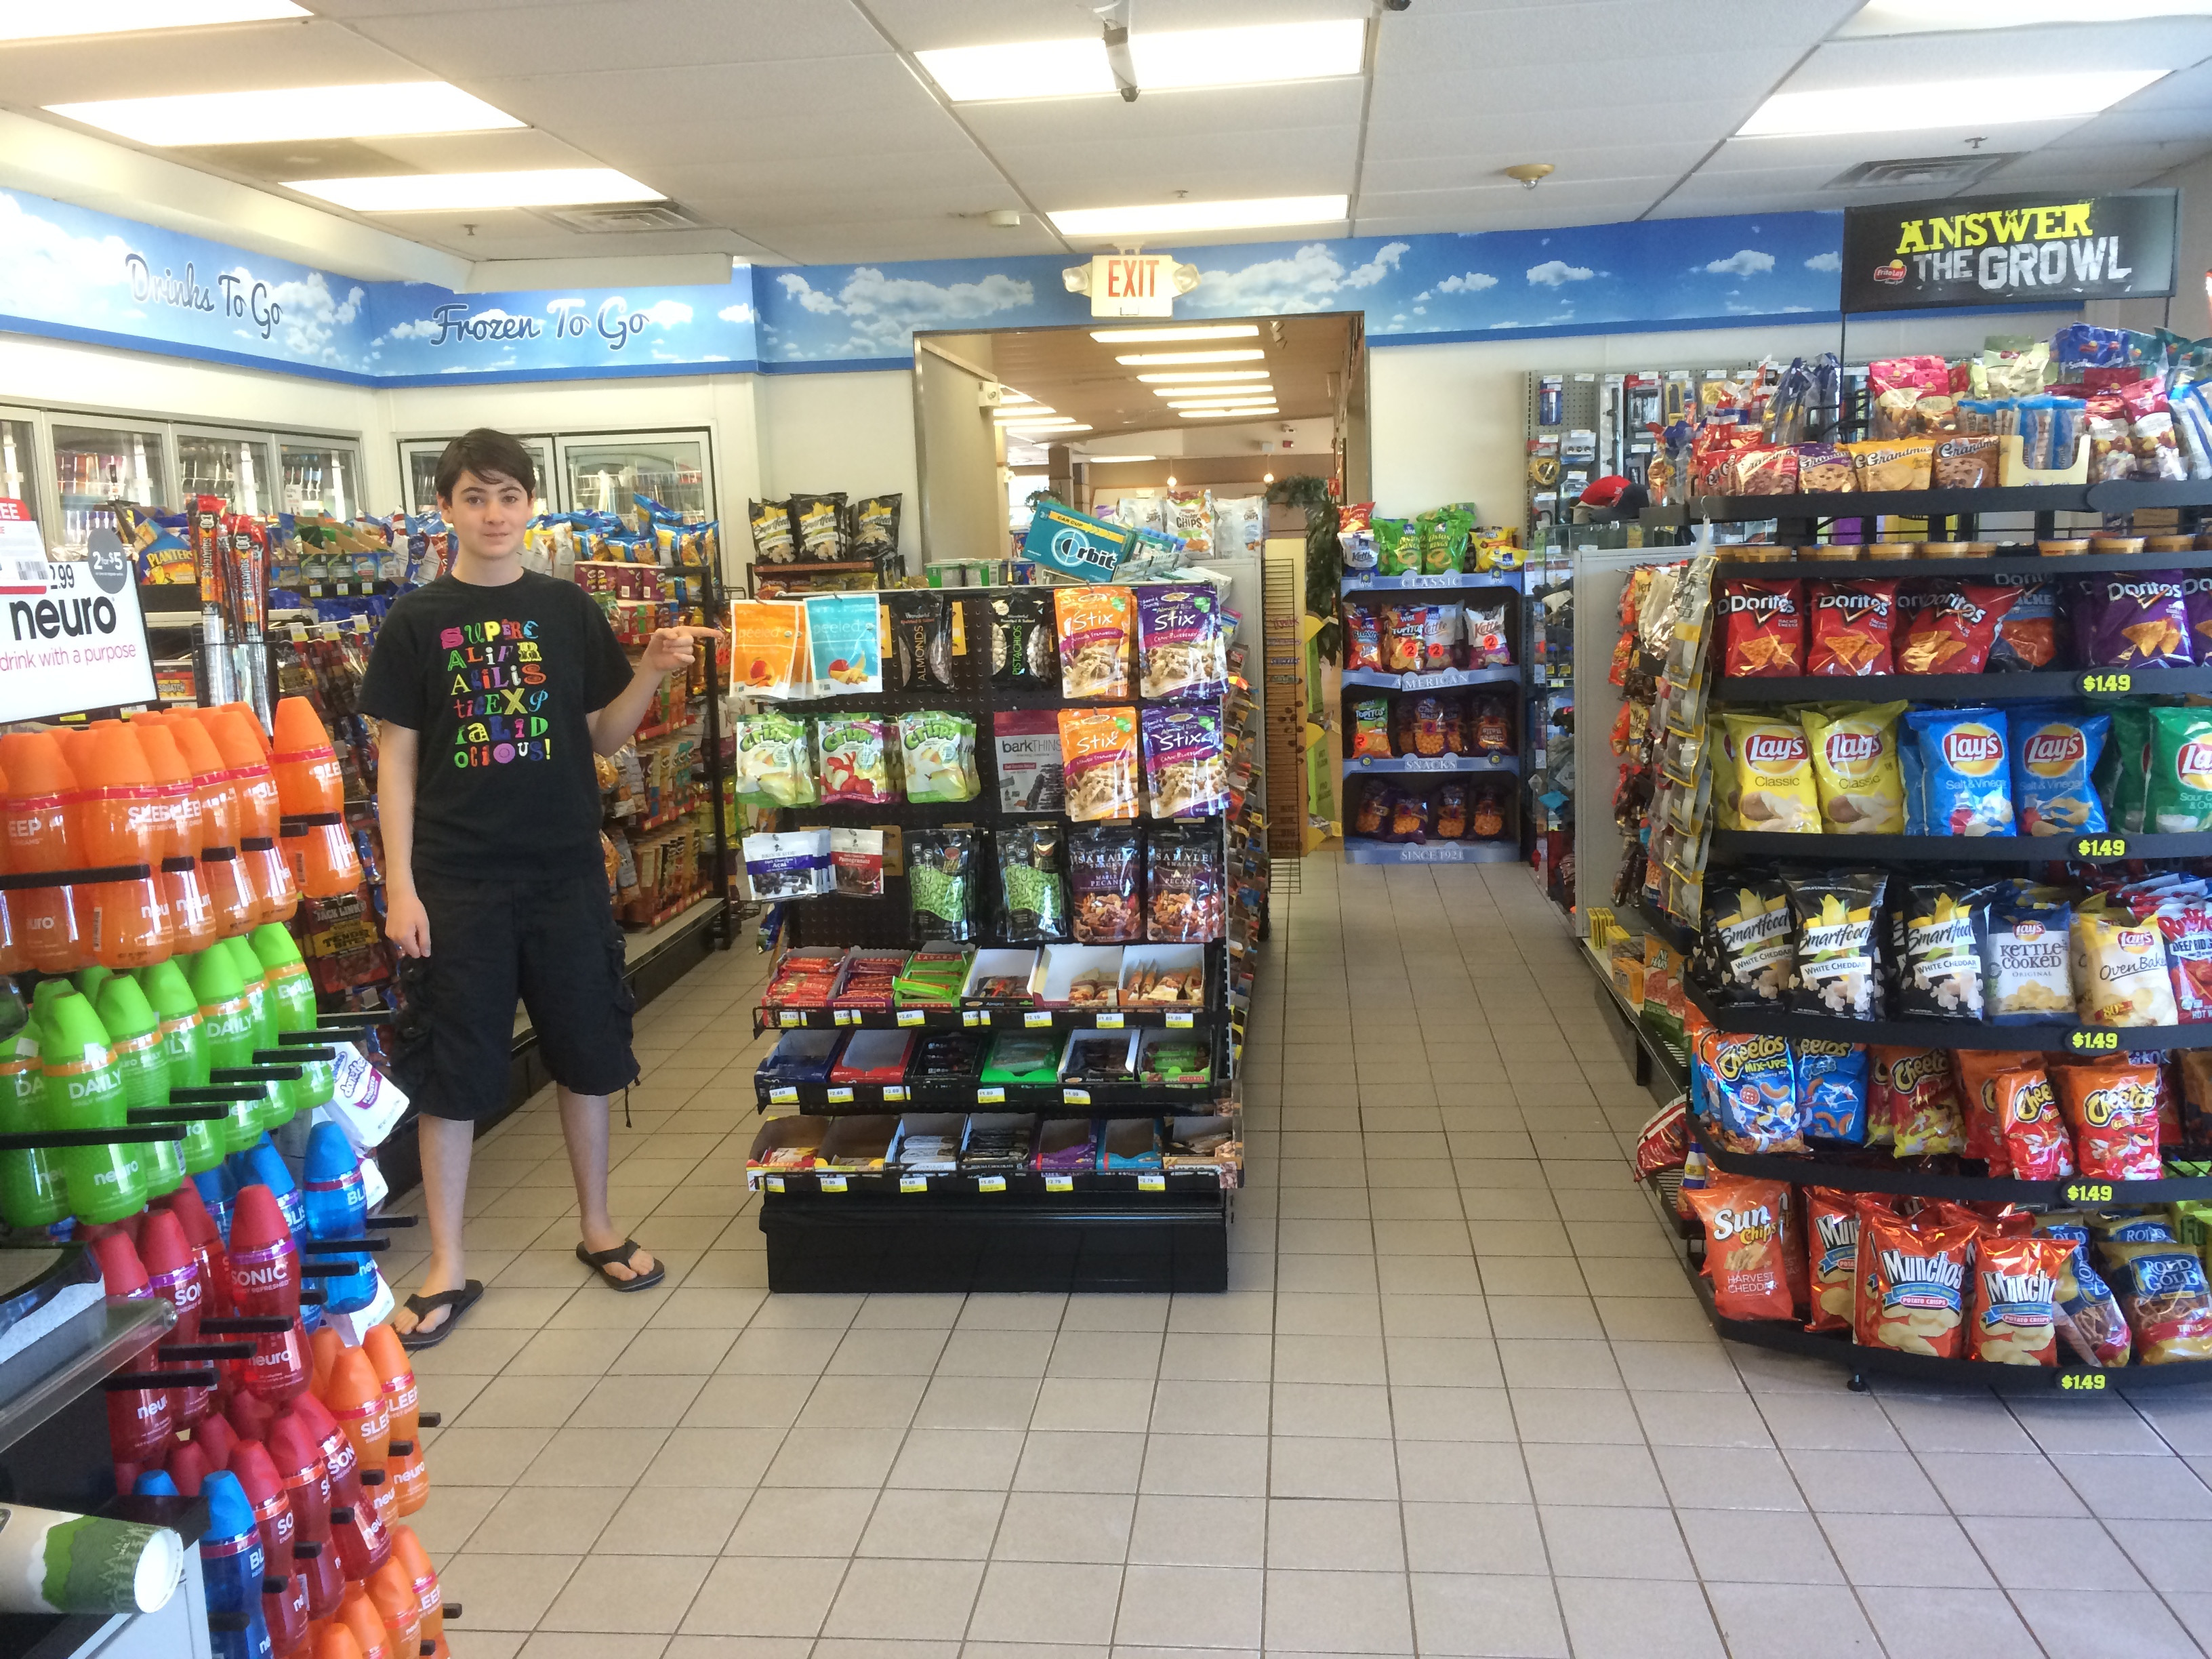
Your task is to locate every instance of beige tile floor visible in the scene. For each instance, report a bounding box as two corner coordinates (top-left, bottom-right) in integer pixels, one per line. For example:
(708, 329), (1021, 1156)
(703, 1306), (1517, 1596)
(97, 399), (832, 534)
(385, 860), (2212, 1659)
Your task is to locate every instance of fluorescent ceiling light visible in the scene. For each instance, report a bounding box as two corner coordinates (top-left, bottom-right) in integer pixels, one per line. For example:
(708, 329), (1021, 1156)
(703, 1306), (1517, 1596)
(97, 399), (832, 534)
(1008, 424), (1093, 434)
(1166, 398), (1277, 409)
(0, 0), (306, 39)
(996, 390), (1038, 405)
(1137, 370), (1271, 384)
(1051, 194), (1348, 238)
(46, 81), (523, 146)
(1739, 69), (2167, 136)
(1115, 349), (1266, 367)
(1084, 455), (1158, 463)
(1090, 325), (1258, 344)
(1154, 386), (1274, 398)
(285, 169), (659, 211)
(918, 18), (1364, 103)
(1843, 0), (2212, 34)
(994, 406), (1056, 420)
(1181, 407), (1279, 419)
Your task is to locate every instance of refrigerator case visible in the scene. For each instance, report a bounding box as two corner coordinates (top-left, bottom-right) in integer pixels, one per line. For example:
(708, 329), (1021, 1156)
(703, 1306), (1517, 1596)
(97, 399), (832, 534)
(176, 429), (275, 516)
(558, 431), (713, 523)
(52, 419), (167, 554)
(0, 415), (37, 527)
(401, 434), (553, 516)
(278, 441), (359, 519)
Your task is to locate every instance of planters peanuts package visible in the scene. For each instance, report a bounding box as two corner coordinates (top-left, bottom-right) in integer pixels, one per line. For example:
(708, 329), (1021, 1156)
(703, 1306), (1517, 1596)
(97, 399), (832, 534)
(1023, 503), (1134, 582)
(2009, 705), (2109, 837)
(1905, 707), (2015, 836)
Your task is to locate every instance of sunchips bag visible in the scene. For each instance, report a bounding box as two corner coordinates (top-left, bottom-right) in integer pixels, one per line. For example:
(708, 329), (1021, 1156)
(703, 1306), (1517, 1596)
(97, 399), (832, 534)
(1723, 713), (1819, 834)
(1801, 702), (1907, 835)
(1968, 1233), (2077, 1366)
(2009, 706), (2109, 836)
(1686, 1174), (1797, 1322)
(2144, 706), (2212, 833)
(1855, 1202), (1975, 1357)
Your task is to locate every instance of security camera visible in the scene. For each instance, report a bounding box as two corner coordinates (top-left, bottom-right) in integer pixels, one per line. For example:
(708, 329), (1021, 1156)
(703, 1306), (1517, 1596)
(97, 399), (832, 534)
(1381, 0), (1411, 11)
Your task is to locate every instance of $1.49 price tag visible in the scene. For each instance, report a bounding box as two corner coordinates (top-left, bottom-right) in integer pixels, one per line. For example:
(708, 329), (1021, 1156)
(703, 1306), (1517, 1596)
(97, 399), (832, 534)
(2067, 1029), (2121, 1054)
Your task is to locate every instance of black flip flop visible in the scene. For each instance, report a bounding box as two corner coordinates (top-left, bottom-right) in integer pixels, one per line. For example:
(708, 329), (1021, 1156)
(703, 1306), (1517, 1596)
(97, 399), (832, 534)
(396, 1280), (483, 1352)
(575, 1239), (665, 1293)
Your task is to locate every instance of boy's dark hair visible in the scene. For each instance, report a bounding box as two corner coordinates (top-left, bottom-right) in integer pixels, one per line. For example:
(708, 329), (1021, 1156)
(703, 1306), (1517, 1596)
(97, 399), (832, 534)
(434, 429), (537, 503)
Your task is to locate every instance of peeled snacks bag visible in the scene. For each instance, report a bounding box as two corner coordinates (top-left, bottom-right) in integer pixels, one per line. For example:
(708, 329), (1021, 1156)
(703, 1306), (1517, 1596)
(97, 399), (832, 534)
(1854, 1203), (1975, 1358)
(1059, 708), (1140, 823)
(816, 716), (896, 806)
(2009, 706), (2108, 836)
(1800, 703), (1906, 834)
(803, 593), (883, 693)
(907, 829), (980, 944)
(996, 825), (1069, 943)
(1067, 825), (1142, 943)
(2144, 706), (2212, 833)
(1055, 587), (1134, 699)
(1686, 1174), (1796, 1322)
(1968, 1233), (2077, 1366)
(726, 599), (809, 698)
(900, 712), (980, 804)
(733, 711), (817, 807)
(1147, 824), (1223, 943)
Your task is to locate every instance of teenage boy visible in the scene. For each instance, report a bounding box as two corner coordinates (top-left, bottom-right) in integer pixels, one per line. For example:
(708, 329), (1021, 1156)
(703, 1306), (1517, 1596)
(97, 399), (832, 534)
(361, 429), (720, 1348)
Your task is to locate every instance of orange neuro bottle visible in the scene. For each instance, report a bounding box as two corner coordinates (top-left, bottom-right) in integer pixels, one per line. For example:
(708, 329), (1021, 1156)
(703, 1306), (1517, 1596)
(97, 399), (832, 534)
(134, 720), (218, 953)
(0, 733), (87, 973)
(81, 723), (171, 968)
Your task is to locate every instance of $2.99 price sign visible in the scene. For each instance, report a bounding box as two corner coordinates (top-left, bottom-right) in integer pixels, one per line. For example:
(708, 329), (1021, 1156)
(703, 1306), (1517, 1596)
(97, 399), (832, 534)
(0, 504), (157, 722)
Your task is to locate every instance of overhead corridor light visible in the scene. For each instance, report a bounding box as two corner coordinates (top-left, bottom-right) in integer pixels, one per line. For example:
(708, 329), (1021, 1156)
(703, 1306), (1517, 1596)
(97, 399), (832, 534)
(1113, 349), (1266, 366)
(1008, 424), (1094, 434)
(1084, 455), (1158, 463)
(1180, 407), (1279, 419)
(997, 390), (1039, 404)
(1155, 386), (1273, 398)
(0, 0), (307, 39)
(285, 169), (661, 211)
(1089, 325), (1258, 343)
(1136, 369), (1271, 384)
(47, 81), (525, 144)
(1737, 69), (2167, 136)
(993, 406), (1057, 419)
(1050, 194), (1348, 238)
(916, 18), (1365, 103)
(1166, 399), (1277, 411)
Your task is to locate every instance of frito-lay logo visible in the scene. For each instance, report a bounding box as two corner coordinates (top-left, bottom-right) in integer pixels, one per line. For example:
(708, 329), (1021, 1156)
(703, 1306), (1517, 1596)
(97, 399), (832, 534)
(2014, 920), (2047, 942)
(2022, 726), (2085, 776)
(1940, 724), (2004, 777)
(1712, 1033), (1787, 1082)
(1744, 732), (1806, 766)
(1706, 1201), (1776, 1244)
(1824, 729), (1882, 769)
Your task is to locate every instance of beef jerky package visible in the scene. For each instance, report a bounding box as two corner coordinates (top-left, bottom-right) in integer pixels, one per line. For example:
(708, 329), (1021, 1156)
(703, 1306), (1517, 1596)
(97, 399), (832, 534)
(886, 591), (954, 690)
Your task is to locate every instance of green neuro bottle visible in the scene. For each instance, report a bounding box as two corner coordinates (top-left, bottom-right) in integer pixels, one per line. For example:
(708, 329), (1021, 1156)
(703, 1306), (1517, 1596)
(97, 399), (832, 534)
(0, 1022), (66, 1228)
(251, 923), (330, 1115)
(96, 977), (184, 1201)
(39, 991), (145, 1225)
(220, 937), (291, 1132)
(136, 960), (222, 1175)
(184, 946), (263, 1155)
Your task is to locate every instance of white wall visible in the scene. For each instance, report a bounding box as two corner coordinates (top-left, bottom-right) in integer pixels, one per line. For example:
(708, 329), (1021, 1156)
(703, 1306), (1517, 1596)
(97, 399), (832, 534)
(755, 369), (920, 571)
(0, 331), (378, 447)
(1368, 308), (2084, 520)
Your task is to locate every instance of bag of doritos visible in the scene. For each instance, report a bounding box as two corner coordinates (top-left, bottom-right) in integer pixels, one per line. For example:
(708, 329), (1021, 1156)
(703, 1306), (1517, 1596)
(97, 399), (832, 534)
(1806, 579), (1898, 676)
(2036, 1214), (2131, 1366)
(1870, 1046), (1964, 1158)
(1720, 578), (1805, 677)
(1806, 1186), (1885, 1333)
(1795, 1040), (1867, 1143)
(1968, 1233), (2076, 1366)
(1906, 708), (2015, 836)
(1801, 702), (1907, 835)
(1896, 583), (2018, 676)
(1855, 1202), (1975, 1357)
(2051, 1060), (2163, 1179)
(1686, 1174), (1797, 1322)
(1994, 1067), (2074, 1181)
(2075, 570), (2192, 670)
(2009, 706), (2109, 837)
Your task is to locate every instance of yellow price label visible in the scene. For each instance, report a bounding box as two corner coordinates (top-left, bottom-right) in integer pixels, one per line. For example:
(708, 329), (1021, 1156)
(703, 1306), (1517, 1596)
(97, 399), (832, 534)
(1044, 1174), (1073, 1193)
(1096, 1012), (1125, 1029)
(882, 1086), (909, 1102)
(899, 1174), (927, 1193)
(818, 1173), (847, 1193)
(825, 1086), (854, 1104)
(2074, 836), (2128, 860)
(1063, 1088), (1091, 1106)
(977, 1086), (1006, 1105)
(2059, 1372), (2107, 1391)
(897, 1009), (924, 1027)
(2067, 1029), (2121, 1053)
(1138, 1173), (1166, 1192)
(962, 1010), (982, 1027)
(977, 1174), (1006, 1193)
(1166, 1010), (1195, 1029)
(764, 1175), (785, 1193)
(2062, 1181), (2116, 1205)
(769, 1086), (798, 1104)
(2078, 672), (2133, 695)
(778, 1010), (802, 1027)
(832, 1008), (855, 1025)
(1025, 1010), (1052, 1027)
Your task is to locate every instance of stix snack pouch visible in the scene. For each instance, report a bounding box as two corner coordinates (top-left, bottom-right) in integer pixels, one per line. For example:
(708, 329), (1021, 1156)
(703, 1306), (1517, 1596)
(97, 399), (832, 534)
(1056, 587), (1134, 699)
(1057, 708), (1139, 822)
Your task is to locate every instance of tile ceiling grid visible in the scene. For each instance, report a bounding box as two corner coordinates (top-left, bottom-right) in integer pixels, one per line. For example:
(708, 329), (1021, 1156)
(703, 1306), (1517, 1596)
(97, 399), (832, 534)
(1, 0), (2209, 263)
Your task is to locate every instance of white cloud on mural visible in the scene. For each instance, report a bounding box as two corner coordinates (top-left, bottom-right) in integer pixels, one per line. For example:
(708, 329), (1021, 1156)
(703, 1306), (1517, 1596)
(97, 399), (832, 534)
(636, 299), (693, 328)
(1804, 251), (1841, 272)
(1195, 241), (1413, 314)
(718, 302), (754, 323)
(259, 270), (367, 364)
(377, 319), (442, 342)
(1703, 249), (1774, 277)
(1342, 241), (1410, 288)
(0, 192), (135, 319)
(1437, 271), (1498, 293)
(779, 265), (1036, 352)
(1526, 260), (1593, 287)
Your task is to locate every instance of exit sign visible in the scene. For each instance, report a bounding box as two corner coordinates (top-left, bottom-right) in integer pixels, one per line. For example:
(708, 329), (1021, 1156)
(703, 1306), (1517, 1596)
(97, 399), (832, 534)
(1090, 253), (1179, 318)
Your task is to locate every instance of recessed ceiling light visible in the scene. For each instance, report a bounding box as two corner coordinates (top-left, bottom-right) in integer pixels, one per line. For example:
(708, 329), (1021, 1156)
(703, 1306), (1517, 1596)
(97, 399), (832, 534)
(993, 406), (1057, 420)
(1115, 349), (1267, 367)
(1008, 424), (1094, 435)
(1051, 194), (1349, 238)
(1180, 407), (1279, 419)
(1738, 69), (2167, 136)
(1136, 370), (1271, 384)
(0, 0), (306, 40)
(285, 169), (660, 211)
(46, 82), (524, 146)
(1084, 455), (1158, 463)
(1841, 0), (2212, 34)
(1090, 325), (1259, 344)
(1166, 397), (1277, 409)
(917, 18), (1364, 102)
(997, 390), (1038, 405)
(1155, 386), (1273, 398)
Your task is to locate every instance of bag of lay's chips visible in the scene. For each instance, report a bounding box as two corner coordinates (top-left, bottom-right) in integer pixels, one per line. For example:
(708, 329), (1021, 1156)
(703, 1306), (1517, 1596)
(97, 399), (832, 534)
(2144, 706), (2212, 833)
(1905, 707), (2015, 836)
(1801, 702), (1906, 834)
(2095, 702), (2153, 834)
(2009, 705), (2109, 836)
(1701, 1032), (1804, 1153)
(1685, 1173), (1797, 1322)
(1793, 1040), (1867, 1142)
(1722, 712), (1820, 834)
(1983, 885), (2074, 1025)
(2035, 1214), (2131, 1366)
(2070, 910), (2179, 1027)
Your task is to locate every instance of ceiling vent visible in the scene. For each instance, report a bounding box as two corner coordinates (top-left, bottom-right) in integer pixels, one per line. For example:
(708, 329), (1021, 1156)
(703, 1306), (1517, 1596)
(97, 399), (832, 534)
(536, 201), (703, 233)
(1826, 154), (2022, 191)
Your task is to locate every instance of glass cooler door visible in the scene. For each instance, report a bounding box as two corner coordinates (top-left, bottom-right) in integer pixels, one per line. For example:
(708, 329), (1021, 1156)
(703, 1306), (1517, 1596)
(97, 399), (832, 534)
(558, 430), (714, 523)
(277, 438), (359, 519)
(52, 419), (167, 554)
(176, 428), (274, 515)
(401, 434), (552, 515)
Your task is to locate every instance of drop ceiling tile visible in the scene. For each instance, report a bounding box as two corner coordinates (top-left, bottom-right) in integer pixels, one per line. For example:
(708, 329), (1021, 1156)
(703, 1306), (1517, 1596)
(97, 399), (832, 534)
(1371, 55), (1787, 131)
(958, 77), (1366, 146)
(1700, 119), (2099, 176)
(1371, 0), (1850, 72)
(994, 127), (1359, 208)
(2110, 58), (2212, 111)
(2043, 107), (2212, 150)
(0, 19), (419, 104)
(1352, 180), (1674, 232)
(356, 130), (607, 171)
(745, 217), (1068, 264)
(1776, 18), (2212, 92)
(677, 184), (1019, 229)
(1364, 102), (1737, 157)
(1982, 142), (2212, 190)
(1359, 144), (1711, 197)
(342, 0), (885, 77)
(867, 0), (1368, 54)
(647, 151), (1012, 204)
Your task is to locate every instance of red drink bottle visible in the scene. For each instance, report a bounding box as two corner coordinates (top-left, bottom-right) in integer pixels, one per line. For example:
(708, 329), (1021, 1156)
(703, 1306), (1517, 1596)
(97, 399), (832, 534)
(268, 1412), (344, 1621)
(138, 1208), (214, 1431)
(228, 1185), (308, 1403)
(89, 1231), (172, 1465)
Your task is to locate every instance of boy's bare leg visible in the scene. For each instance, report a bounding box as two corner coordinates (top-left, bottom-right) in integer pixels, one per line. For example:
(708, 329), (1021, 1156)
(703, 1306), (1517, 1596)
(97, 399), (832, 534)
(393, 1113), (474, 1337)
(560, 1086), (656, 1281)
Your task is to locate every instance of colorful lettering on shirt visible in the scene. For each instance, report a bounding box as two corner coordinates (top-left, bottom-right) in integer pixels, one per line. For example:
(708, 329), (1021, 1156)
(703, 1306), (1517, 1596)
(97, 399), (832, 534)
(441, 619), (554, 768)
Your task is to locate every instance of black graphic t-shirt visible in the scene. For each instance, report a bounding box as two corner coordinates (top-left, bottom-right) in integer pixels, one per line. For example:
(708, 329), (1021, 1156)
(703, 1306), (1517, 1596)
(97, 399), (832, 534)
(360, 571), (634, 882)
